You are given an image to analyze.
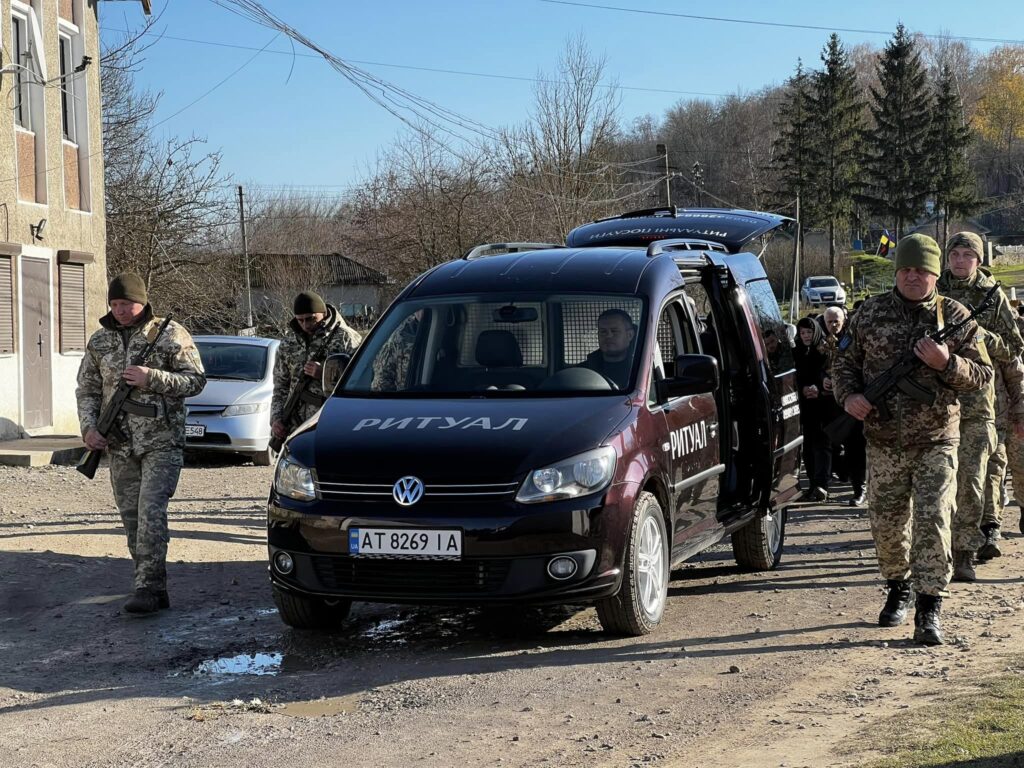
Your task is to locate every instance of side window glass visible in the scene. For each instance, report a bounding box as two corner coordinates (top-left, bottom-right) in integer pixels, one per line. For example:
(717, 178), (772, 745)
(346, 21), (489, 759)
(744, 279), (794, 375)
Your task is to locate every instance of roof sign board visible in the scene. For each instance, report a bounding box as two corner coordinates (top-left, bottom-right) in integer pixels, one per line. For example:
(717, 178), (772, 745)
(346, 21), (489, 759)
(565, 207), (794, 254)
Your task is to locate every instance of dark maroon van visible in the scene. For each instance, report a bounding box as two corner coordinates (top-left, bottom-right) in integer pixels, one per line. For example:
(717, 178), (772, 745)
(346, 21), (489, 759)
(267, 208), (802, 635)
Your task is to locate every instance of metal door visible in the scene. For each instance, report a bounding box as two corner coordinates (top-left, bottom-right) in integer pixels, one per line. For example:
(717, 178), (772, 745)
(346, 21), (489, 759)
(21, 258), (52, 428)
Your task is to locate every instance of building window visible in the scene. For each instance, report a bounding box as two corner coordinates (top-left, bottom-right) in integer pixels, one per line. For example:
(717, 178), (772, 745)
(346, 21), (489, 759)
(0, 258), (14, 354)
(11, 14), (32, 130)
(58, 263), (85, 353)
(59, 34), (77, 143)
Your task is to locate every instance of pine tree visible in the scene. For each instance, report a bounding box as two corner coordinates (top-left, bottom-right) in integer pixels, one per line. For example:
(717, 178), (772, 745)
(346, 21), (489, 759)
(772, 59), (816, 253)
(929, 62), (977, 249)
(860, 24), (934, 238)
(808, 34), (865, 273)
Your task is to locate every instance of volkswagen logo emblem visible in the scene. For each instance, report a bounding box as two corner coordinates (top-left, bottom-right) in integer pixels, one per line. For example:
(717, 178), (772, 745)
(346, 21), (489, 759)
(392, 476), (425, 506)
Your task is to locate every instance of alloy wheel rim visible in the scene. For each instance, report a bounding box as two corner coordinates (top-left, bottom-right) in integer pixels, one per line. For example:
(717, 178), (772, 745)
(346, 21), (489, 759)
(765, 511), (782, 555)
(637, 515), (665, 617)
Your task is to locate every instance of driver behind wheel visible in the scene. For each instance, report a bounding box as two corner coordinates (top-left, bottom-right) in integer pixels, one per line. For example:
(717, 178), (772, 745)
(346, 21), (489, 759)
(582, 308), (636, 389)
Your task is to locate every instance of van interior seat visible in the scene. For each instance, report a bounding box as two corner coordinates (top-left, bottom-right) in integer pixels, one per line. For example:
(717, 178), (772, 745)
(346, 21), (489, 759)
(472, 329), (539, 389)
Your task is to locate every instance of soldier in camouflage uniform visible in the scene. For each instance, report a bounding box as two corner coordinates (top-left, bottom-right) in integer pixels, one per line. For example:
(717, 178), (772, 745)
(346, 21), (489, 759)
(76, 274), (206, 614)
(986, 304), (1024, 537)
(371, 309), (422, 391)
(938, 232), (1024, 578)
(833, 234), (992, 646)
(271, 292), (362, 441)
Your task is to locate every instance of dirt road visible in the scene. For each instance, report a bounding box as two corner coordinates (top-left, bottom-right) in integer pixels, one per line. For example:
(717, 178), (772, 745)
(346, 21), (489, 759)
(2, 461), (1023, 768)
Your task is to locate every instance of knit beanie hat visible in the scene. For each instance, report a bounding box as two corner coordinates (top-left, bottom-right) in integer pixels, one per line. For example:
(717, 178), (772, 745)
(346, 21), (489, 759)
(107, 273), (148, 305)
(946, 231), (984, 259)
(894, 234), (942, 277)
(293, 291), (327, 315)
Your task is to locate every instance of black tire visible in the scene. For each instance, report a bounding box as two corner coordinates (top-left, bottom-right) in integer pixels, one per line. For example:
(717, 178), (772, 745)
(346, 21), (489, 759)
(250, 448), (273, 467)
(597, 492), (669, 636)
(272, 586), (352, 630)
(731, 508), (787, 571)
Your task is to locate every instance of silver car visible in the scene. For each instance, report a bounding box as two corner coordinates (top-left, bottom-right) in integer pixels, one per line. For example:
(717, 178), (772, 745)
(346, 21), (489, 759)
(185, 335), (280, 465)
(800, 275), (846, 307)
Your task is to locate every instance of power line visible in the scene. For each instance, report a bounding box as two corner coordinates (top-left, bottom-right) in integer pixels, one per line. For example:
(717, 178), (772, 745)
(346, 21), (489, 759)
(0, 31), (279, 187)
(540, 0), (1024, 45)
(101, 27), (747, 100)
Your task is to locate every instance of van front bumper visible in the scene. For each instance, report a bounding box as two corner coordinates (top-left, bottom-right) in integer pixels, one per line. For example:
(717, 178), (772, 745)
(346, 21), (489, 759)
(265, 485), (637, 604)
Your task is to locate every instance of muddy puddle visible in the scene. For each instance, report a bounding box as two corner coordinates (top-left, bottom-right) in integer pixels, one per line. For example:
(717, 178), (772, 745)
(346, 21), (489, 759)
(193, 652), (283, 677)
(278, 693), (363, 717)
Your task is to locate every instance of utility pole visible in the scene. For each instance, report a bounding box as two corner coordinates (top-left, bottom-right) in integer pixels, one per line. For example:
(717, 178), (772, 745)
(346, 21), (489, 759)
(790, 194), (801, 323)
(237, 185), (253, 329)
(655, 143), (671, 207)
(692, 161), (704, 207)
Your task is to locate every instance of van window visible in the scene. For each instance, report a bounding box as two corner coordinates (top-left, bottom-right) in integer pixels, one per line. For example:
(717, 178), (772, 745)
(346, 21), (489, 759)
(744, 279), (794, 375)
(341, 294), (645, 397)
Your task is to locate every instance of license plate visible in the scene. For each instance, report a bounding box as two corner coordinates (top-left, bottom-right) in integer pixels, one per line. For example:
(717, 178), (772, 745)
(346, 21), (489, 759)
(185, 424), (206, 438)
(348, 528), (462, 558)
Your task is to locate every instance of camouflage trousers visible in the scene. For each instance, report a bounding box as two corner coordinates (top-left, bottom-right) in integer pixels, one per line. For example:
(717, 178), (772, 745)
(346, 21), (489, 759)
(109, 449), (183, 591)
(866, 442), (956, 596)
(953, 419), (996, 552)
(985, 424), (1024, 529)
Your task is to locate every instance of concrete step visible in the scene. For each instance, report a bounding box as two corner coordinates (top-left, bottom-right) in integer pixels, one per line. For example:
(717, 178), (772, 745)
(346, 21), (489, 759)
(0, 436), (87, 467)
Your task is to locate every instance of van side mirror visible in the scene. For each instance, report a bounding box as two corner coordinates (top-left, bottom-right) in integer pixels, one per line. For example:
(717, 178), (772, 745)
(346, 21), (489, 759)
(322, 353), (352, 394)
(655, 354), (719, 401)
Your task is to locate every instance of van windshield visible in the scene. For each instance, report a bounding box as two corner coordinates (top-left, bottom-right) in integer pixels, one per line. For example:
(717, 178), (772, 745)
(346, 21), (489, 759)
(340, 294), (646, 397)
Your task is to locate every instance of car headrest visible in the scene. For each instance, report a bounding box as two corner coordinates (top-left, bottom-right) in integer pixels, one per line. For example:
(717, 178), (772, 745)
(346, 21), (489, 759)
(476, 329), (523, 368)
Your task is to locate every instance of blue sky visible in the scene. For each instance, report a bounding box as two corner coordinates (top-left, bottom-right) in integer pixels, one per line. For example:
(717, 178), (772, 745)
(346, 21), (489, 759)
(99, 0), (1024, 193)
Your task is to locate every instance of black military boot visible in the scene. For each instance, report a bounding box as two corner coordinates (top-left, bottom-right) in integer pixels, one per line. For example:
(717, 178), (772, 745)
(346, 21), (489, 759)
(913, 594), (944, 646)
(952, 550), (976, 582)
(878, 579), (913, 627)
(977, 524), (1002, 562)
(123, 588), (163, 614)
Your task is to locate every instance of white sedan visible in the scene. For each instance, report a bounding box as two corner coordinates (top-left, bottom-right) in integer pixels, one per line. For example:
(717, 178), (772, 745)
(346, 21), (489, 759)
(801, 276), (846, 307)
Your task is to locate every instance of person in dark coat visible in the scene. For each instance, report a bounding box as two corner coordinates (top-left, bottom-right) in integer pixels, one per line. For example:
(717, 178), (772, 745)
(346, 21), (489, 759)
(795, 316), (832, 501)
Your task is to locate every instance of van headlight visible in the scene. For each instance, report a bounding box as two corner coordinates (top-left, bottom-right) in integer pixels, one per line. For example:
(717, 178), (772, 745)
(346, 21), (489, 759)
(223, 402), (268, 417)
(274, 452), (316, 501)
(516, 446), (616, 504)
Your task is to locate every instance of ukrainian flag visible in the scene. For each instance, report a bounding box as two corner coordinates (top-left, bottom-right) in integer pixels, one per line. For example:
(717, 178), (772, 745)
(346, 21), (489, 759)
(877, 231), (894, 257)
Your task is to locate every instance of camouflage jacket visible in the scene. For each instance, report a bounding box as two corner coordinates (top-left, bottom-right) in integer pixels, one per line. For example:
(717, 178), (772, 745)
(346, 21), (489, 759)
(371, 315), (419, 391)
(76, 307), (207, 456)
(937, 269), (1024, 422)
(832, 288), (992, 448)
(272, 304), (362, 429)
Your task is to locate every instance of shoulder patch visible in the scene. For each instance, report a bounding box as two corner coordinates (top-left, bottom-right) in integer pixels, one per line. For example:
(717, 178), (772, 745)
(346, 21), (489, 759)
(838, 334), (852, 351)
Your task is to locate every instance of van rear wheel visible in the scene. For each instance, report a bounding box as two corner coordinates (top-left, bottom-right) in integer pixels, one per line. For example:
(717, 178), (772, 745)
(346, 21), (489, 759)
(272, 585), (352, 630)
(732, 508), (787, 571)
(597, 492), (668, 636)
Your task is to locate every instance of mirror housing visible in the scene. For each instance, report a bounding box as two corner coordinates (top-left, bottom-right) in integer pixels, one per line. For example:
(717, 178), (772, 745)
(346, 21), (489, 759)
(656, 354), (719, 401)
(322, 353), (352, 395)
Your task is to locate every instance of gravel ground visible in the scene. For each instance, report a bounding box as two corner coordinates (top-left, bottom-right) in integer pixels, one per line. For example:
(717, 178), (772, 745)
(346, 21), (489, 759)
(2, 460), (1024, 768)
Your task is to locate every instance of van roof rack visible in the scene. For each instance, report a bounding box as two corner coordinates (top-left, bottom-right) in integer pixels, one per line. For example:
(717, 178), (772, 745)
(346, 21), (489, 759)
(462, 242), (563, 260)
(647, 238), (729, 257)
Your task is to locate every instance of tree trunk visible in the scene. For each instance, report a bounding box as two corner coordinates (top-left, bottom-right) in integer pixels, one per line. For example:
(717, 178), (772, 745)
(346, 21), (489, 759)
(941, 205), (950, 269)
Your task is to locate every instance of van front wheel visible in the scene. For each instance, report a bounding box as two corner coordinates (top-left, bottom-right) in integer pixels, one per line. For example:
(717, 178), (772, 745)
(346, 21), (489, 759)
(597, 492), (668, 636)
(732, 508), (786, 571)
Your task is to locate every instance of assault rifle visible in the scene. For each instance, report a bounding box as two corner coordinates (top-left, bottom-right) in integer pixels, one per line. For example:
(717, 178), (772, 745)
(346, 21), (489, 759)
(77, 315), (174, 479)
(269, 321), (343, 453)
(824, 284), (999, 445)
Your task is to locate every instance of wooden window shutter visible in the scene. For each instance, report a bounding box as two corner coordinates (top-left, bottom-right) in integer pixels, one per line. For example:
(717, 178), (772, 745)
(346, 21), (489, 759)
(58, 262), (86, 353)
(0, 258), (13, 354)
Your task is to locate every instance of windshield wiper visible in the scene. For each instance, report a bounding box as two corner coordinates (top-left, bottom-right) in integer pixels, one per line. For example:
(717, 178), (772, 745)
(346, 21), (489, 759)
(207, 374), (258, 381)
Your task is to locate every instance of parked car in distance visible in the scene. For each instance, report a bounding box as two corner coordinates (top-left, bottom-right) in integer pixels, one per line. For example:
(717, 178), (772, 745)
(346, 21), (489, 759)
(185, 335), (280, 465)
(801, 275), (846, 307)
